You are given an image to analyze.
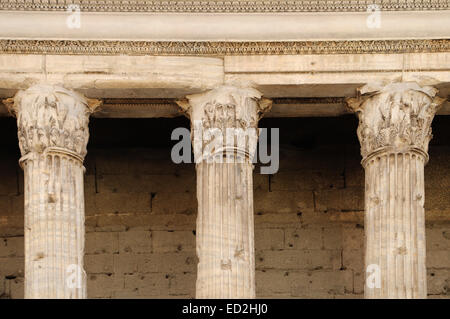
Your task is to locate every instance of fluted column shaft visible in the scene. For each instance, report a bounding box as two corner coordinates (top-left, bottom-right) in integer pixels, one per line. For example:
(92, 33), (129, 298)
(364, 150), (427, 298)
(178, 85), (271, 298)
(196, 161), (255, 298)
(22, 151), (86, 298)
(348, 82), (445, 299)
(4, 84), (100, 299)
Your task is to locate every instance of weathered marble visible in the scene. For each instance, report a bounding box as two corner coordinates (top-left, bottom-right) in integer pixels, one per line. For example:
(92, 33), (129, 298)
(177, 85), (271, 298)
(3, 84), (100, 298)
(347, 82), (445, 299)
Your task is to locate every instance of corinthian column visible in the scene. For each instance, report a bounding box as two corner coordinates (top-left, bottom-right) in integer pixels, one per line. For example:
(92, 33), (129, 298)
(177, 85), (271, 298)
(347, 82), (445, 299)
(3, 84), (101, 299)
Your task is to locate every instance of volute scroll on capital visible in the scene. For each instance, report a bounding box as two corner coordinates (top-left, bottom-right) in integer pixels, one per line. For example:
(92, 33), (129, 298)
(346, 82), (446, 163)
(3, 84), (102, 162)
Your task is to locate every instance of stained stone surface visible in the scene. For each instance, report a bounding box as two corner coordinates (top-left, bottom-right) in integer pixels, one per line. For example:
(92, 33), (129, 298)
(348, 82), (445, 298)
(179, 86), (271, 298)
(3, 84), (100, 298)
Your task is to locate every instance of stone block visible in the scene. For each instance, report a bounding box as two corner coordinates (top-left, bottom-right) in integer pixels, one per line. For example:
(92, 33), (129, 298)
(85, 254), (114, 274)
(169, 272), (196, 296)
(256, 249), (341, 271)
(427, 269), (450, 295)
(85, 232), (119, 255)
(426, 226), (450, 250)
(124, 273), (170, 296)
(152, 230), (195, 253)
(290, 270), (353, 297)
(427, 250), (450, 268)
(255, 270), (291, 295)
(0, 236), (23, 258)
(255, 228), (284, 251)
(254, 191), (314, 215)
(314, 187), (364, 212)
(97, 173), (195, 194)
(270, 170), (344, 191)
(152, 192), (196, 215)
(94, 193), (151, 214)
(87, 273), (123, 298)
(119, 230), (152, 254)
(342, 249), (364, 272)
(284, 227), (322, 250)
(322, 226), (343, 250)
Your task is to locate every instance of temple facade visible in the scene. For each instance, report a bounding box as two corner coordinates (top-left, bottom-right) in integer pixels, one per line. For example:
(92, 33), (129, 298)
(0, 1), (449, 299)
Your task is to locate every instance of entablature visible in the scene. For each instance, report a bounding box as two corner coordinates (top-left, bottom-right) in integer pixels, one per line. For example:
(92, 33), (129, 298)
(0, 51), (448, 117)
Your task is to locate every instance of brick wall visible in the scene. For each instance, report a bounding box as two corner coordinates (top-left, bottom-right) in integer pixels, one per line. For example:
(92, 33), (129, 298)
(0, 117), (449, 299)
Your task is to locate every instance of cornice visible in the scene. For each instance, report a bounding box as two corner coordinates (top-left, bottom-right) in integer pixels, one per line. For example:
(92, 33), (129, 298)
(0, 39), (448, 56)
(0, 0), (448, 12)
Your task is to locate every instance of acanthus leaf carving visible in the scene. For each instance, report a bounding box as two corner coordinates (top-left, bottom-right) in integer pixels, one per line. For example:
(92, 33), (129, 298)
(346, 82), (446, 162)
(177, 85), (271, 162)
(3, 84), (102, 161)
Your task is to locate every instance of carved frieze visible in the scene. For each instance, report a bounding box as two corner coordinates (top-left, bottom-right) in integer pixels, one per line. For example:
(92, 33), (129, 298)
(0, 39), (447, 56)
(0, 0), (447, 12)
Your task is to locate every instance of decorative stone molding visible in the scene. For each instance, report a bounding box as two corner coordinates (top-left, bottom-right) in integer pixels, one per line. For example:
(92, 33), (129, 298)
(177, 85), (271, 162)
(178, 86), (271, 131)
(178, 85), (270, 298)
(3, 84), (101, 161)
(346, 82), (446, 163)
(3, 84), (100, 299)
(348, 81), (445, 299)
(0, 0), (447, 12)
(0, 39), (448, 56)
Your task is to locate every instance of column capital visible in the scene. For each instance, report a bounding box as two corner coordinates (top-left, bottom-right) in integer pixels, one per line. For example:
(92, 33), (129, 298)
(346, 81), (446, 163)
(3, 84), (102, 162)
(177, 85), (272, 162)
(177, 85), (272, 130)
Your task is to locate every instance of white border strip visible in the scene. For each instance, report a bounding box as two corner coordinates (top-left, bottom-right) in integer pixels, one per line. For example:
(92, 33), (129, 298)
(0, 11), (449, 41)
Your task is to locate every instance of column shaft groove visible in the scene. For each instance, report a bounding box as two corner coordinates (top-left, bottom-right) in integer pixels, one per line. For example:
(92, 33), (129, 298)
(24, 153), (86, 298)
(196, 162), (255, 298)
(347, 81), (444, 299)
(177, 85), (271, 298)
(4, 84), (100, 299)
(364, 151), (426, 298)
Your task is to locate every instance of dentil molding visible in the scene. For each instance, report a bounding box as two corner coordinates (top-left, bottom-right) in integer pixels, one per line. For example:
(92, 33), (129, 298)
(0, 0), (448, 12)
(0, 39), (448, 56)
